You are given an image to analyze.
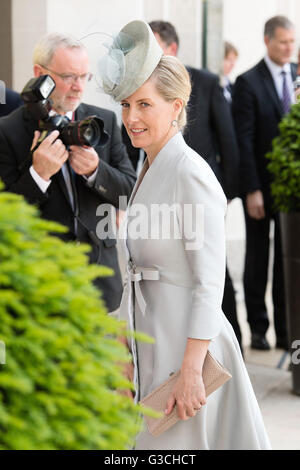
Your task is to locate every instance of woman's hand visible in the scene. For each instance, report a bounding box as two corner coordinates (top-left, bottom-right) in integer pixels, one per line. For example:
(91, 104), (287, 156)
(165, 338), (210, 420)
(165, 368), (206, 420)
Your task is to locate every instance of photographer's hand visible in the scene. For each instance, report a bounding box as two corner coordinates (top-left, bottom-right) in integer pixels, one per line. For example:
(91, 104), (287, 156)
(69, 145), (99, 177)
(31, 130), (69, 181)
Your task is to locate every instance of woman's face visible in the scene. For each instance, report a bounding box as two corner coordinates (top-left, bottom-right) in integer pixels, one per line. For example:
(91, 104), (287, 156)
(121, 78), (181, 159)
(223, 51), (238, 76)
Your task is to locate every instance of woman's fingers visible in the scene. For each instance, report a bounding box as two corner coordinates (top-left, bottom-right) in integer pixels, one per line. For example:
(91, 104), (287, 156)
(186, 404), (198, 418)
(165, 397), (206, 420)
(177, 394), (207, 419)
(165, 371), (207, 421)
(165, 394), (176, 415)
(193, 402), (202, 411)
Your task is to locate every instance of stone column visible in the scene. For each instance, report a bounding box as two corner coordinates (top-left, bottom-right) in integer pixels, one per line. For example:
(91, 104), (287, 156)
(0, 0), (13, 90)
(11, 0), (47, 92)
(205, 0), (223, 74)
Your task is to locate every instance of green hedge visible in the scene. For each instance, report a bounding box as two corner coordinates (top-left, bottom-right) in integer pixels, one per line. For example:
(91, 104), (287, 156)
(0, 185), (143, 450)
(267, 103), (300, 213)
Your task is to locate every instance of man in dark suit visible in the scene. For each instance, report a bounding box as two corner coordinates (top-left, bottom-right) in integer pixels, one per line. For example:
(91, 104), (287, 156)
(145, 21), (242, 349)
(0, 86), (23, 117)
(0, 33), (136, 313)
(232, 16), (296, 350)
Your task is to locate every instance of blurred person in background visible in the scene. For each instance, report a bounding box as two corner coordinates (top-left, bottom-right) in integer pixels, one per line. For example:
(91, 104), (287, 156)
(0, 85), (23, 117)
(220, 41), (239, 104)
(297, 46), (300, 77)
(232, 16), (297, 351)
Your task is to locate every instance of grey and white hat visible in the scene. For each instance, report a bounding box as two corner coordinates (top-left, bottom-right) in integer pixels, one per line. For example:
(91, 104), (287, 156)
(99, 20), (163, 101)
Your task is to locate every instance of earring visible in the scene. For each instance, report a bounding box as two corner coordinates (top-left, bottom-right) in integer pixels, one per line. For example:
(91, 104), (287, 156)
(171, 119), (178, 127)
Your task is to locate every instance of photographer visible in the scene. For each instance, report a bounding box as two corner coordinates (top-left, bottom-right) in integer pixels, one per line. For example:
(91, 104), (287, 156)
(0, 33), (136, 313)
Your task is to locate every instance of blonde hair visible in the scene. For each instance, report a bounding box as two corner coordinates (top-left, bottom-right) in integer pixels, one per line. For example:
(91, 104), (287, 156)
(224, 41), (238, 58)
(150, 55), (191, 130)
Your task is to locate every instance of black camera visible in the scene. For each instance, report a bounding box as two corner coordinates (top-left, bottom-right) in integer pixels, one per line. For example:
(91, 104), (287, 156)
(21, 75), (109, 148)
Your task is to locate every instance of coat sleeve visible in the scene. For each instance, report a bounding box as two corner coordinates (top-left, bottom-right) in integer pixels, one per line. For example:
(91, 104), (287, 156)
(175, 157), (227, 340)
(232, 75), (261, 195)
(0, 125), (49, 206)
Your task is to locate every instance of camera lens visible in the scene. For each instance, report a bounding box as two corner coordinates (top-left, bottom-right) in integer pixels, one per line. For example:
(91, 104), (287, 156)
(81, 120), (100, 146)
(59, 116), (108, 148)
(83, 127), (93, 141)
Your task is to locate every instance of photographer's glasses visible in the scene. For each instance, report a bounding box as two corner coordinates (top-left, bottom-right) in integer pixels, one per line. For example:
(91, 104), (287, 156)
(40, 65), (93, 84)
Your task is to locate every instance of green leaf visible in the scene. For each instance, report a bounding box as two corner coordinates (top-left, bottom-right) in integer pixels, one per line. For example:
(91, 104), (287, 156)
(267, 102), (300, 213)
(0, 182), (149, 450)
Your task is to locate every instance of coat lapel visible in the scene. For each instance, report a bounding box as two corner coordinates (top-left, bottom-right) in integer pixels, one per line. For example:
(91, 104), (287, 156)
(258, 59), (283, 118)
(291, 63), (297, 81)
(127, 132), (185, 209)
(55, 109), (78, 212)
(258, 60), (298, 118)
(74, 104), (85, 121)
(52, 170), (75, 210)
(128, 157), (149, 207)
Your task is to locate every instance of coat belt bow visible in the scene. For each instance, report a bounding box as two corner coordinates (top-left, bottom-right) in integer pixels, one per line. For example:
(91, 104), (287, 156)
(128, 260), (160, 315)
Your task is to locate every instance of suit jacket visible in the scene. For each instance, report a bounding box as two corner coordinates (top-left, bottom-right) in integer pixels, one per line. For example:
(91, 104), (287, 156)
(232, 59), (297, 209)
(184, 66), (240, 200)
(0, 88), (23, 117)
(0, 102), (136, 311)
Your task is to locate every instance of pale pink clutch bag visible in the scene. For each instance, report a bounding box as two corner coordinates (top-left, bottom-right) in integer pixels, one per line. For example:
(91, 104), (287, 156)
(139, 351), (232, 437)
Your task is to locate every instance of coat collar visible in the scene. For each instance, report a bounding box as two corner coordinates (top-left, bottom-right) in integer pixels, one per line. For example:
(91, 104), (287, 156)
(74, 103), (85, 121)
(258, 59), (297, 118)
(258, 59), (283, 117)
(264, 54), (292, 77)
(128, 132), (184, 207)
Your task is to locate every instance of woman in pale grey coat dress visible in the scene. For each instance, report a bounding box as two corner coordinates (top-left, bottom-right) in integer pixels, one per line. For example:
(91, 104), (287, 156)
(100, 20), (271, 450)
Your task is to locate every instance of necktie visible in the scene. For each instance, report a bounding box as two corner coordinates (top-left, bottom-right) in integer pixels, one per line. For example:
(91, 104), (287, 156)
(58, 115), (78, 233)
(281, 70), (291, 114)
(57, 114), (77, 211)
(224, 84), (232, 104)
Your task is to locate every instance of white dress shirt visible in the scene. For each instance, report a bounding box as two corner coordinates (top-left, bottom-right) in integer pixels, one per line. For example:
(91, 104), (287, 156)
(264, 54), (295, 103)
